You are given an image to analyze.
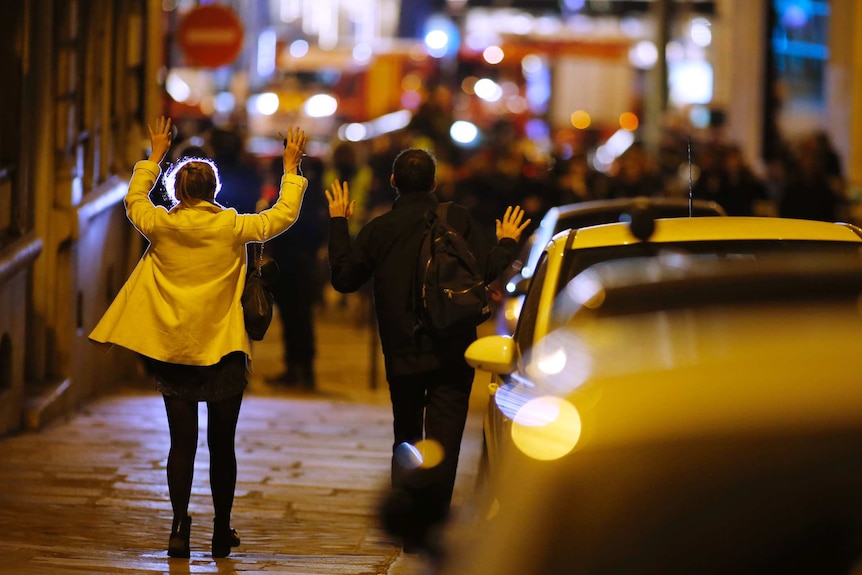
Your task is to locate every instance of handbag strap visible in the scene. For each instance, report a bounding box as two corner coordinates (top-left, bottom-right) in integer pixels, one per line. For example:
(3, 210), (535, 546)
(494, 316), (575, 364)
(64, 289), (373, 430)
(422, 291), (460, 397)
(251, 242), (265, 268)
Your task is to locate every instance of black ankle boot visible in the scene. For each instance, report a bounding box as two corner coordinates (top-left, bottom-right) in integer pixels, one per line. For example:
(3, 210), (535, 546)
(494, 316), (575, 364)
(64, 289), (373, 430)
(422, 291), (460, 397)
(168, 515), (191, 558)
(212, 519), (240, 558)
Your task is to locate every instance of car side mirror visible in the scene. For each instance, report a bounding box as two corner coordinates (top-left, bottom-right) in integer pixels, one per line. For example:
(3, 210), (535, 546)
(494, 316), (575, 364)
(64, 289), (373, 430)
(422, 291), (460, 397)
(465, 335), (517, 375)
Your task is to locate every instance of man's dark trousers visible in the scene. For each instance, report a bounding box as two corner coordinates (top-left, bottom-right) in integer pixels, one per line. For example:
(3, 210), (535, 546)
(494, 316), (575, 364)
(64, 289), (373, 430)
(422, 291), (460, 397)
(387, 360), (474, 537)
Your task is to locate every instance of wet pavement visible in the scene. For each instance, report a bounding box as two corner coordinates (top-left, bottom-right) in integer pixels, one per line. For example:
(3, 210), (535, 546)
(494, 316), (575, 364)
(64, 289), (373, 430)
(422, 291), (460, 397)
(0, 294), (485, 574)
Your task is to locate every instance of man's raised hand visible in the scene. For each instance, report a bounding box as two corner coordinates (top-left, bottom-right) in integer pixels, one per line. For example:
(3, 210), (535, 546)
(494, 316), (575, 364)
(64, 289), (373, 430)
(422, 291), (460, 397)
(496, 205), (531, 243)
(324, 179), (355, 219)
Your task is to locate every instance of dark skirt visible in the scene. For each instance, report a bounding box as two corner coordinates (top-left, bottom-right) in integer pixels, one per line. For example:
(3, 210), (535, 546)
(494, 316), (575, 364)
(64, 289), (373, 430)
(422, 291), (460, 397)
(142, 351), (249, 402)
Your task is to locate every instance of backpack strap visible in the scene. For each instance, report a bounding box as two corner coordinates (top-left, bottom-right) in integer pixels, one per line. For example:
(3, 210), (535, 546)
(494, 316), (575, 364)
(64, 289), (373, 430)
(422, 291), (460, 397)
(435, 201), (452, 222)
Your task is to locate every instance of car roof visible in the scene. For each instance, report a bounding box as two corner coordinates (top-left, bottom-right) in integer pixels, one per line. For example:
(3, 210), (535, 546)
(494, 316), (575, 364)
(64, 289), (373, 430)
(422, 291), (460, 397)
(566, 216), (862, 249)
(521, 198), (725, 276)
(550, 196), (726, 223)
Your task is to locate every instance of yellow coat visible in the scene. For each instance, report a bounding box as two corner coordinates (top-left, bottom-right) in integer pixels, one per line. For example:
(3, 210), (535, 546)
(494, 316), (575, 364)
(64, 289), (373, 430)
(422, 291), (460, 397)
(89, 160), (308, 365)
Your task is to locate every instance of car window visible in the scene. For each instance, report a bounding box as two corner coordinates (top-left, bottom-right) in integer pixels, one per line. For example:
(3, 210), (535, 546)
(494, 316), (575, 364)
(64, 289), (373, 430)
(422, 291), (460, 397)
(514, 251), (549, 352)
(556, 240), (862, 297)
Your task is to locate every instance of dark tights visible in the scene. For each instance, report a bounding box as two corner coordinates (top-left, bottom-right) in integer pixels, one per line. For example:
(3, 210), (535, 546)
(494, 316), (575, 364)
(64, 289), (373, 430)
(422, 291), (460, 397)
(163, 393), (243, 527)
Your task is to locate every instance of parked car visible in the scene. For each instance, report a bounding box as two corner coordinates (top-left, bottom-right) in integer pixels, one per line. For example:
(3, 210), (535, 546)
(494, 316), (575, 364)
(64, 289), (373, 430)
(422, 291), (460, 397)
(441, 253), (862, 575)
(494, 197), (726, 334)
(469, 215), (862, 492)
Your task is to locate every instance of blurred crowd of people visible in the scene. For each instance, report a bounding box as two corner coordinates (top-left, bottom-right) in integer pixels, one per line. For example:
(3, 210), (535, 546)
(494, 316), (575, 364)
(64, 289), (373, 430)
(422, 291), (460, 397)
(149, 108), (851, 389)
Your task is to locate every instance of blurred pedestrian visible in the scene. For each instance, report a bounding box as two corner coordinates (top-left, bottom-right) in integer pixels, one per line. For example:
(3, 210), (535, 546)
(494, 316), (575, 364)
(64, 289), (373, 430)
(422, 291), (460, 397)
(691, 143), (724, 203)
(210, 127), (262, 215)
(556, 151), (609, 204)
(264, 155), (329, 389)
(779, 133), (844, 221)
(606, 144), (665, 198)
(323, 141), (374, 318)
(89, 117), (308, 558)
(324, 149), (530, 555)
(714, 144), (769, 216)
(406, 84), (456, 160)
(323, 142), (373, 234)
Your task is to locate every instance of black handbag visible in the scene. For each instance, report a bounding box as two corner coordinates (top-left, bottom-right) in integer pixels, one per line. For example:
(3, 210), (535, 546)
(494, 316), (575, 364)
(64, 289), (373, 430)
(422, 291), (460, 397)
(241, 243), (278, 341)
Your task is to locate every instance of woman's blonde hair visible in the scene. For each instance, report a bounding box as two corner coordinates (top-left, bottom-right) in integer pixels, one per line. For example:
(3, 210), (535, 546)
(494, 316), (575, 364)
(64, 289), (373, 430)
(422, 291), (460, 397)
(163, 156), (222, 206)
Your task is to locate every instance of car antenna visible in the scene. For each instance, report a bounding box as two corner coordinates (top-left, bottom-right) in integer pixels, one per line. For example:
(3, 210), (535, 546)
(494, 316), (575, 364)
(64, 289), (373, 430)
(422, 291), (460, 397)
(688, 136), (693, 217)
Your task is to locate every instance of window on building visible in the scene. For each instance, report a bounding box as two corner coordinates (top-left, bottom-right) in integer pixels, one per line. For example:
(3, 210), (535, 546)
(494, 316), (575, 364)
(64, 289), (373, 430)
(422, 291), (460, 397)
(0, 3), (25, 246)
(771, 0), (830, 111)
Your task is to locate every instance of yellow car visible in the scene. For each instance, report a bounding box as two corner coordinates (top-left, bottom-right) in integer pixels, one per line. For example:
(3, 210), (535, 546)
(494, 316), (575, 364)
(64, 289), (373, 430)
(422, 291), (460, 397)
(445, 252), (862, 575)
(468, 216), (862, 492)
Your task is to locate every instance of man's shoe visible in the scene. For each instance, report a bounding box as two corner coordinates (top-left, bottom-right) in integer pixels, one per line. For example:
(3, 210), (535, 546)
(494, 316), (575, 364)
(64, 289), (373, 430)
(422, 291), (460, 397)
(265, 371), (293, 385)
(402, 533), (426, 555)
(300, 368), (316, 390)
(267, 367), (315, 390)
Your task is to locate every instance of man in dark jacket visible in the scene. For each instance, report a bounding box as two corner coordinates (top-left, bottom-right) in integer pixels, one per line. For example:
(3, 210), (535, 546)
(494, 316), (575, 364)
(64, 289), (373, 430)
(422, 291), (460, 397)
(325, 149), (530, 553)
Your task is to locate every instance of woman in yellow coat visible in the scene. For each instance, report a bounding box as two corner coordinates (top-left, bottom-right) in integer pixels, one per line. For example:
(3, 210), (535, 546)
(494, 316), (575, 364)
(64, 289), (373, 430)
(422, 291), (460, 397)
(90, 117), (308, 558)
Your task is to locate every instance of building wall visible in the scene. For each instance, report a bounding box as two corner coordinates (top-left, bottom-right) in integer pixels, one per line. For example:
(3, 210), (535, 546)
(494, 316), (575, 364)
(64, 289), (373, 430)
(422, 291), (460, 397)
(714, 0), (767, 173)
(0, 0), (163, 435)
(0, 234), (42, 435)
(829, 0), (862, 193)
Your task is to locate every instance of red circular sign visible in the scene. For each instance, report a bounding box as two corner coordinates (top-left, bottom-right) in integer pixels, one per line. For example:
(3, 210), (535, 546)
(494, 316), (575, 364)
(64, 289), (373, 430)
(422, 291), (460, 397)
(177, 5), (244, 68)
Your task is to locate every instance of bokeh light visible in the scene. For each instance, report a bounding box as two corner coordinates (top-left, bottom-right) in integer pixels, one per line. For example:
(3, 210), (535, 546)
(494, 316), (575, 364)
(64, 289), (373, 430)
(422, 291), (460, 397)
(166, 71), (191, 103)
(483, 45), (504, 65)
(413, 439), (445, 469)
(451, 121), (479, 145)
(474, 78), (503, 102)
(536, 346), (567, 375)
(352, 43), (373, 64)
(289, 39), (309, 58)
(394, 442), (423, 469)
(461, 76), (478, 95)
(521, 54), (544, 77)
(343, 123), (367, 142)
(250, 92), (280, 115)
(424, 15), (459, 58)
(392, 440), (445, 470)
(629, 40), (658, 70)
(570, 110), (591, 130)
(506, 96), (529, 114)
(401, 90), (422, 109)
(303, 93), (337, 117)
(425, 30), (449, 52)
(690, 17), (712, 47)
(511, 396), (582, 461)
(669, 60), (713, 105)
(401, 74), (423, 92)
(213, 92), (235, 114)
(619, 112), (639, 131)
(565, 271), (606, 309)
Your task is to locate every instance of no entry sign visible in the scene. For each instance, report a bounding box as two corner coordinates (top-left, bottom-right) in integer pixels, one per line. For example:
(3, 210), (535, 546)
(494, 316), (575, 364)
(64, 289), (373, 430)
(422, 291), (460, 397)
(177, 4), (244, 68)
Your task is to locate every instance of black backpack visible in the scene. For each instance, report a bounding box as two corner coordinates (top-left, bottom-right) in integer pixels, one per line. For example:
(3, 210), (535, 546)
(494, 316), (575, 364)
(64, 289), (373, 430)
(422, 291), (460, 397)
(415, 202), (491, 337)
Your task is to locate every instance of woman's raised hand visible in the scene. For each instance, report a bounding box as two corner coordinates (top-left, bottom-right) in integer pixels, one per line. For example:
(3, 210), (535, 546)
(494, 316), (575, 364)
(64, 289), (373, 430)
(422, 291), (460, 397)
(283, 127), (307, 175)
(147, 116), (172, 163)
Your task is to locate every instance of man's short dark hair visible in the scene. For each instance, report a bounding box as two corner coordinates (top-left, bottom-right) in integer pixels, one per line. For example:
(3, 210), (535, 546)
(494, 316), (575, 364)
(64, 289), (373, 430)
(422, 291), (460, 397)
(392, 149), (436, 194)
